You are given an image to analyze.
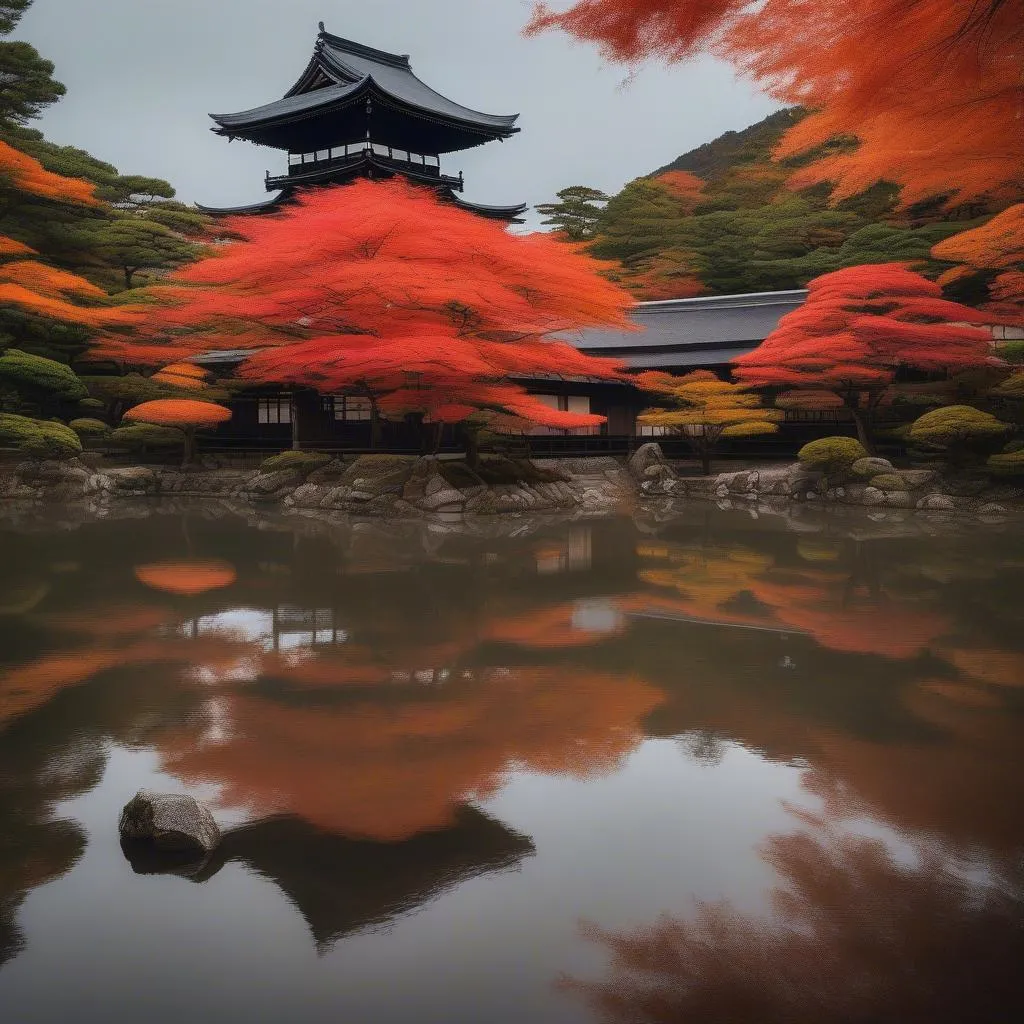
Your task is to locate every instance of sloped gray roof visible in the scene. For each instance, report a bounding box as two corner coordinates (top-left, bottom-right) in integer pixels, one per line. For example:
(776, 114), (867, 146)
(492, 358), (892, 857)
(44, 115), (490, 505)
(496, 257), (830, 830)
(211, 31), (519, 137)
(564, 290), (807, 369)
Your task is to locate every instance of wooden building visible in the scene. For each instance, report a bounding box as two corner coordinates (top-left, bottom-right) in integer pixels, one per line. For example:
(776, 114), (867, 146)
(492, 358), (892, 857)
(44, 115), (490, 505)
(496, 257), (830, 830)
(197, 26), (526, 222)
(194, 290), (808, 452)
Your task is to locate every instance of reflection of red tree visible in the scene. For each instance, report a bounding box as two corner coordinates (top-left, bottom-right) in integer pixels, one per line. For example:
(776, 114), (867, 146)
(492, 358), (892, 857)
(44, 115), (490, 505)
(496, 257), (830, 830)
(159, 667), (661, 841)
(135, 560), (237, 596)
(567, 812), (1024, 1024)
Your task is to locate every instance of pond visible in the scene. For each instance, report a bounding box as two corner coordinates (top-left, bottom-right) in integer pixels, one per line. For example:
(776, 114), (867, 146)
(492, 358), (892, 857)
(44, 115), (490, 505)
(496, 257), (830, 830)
(1, 503), (1023, 1024)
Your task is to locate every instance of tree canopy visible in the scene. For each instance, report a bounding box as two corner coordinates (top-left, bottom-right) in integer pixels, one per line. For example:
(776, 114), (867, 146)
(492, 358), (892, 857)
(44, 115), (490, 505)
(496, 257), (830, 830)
(526, 0), (1023, 207)
(99, 179), (634, 435)
(733, 263), (996, 449)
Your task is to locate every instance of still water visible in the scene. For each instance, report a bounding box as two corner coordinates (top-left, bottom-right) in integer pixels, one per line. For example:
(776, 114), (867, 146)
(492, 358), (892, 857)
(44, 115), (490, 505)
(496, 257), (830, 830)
(0, 502), (1022, 1024)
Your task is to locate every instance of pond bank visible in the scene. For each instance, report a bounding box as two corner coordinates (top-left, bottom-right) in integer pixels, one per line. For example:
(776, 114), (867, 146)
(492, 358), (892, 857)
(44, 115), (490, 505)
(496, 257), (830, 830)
(630, 444), (1024, 519)
(0, 453), (633, 517)
(1, 445), (1021, 521)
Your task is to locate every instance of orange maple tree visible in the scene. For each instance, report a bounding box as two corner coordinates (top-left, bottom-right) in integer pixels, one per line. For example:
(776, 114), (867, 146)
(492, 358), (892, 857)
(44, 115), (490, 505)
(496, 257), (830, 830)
(0, 140), (123, 328)
(932, 204), (1024, 320)
(732, 263), (996, 449)
(526, 1), (1023, 209)
(123, 398), (232, 464)
(98, 180), (633, 439)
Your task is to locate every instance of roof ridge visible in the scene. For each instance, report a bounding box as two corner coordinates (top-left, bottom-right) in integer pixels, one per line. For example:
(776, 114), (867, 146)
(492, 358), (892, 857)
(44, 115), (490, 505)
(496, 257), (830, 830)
(318, 30), (412, 70)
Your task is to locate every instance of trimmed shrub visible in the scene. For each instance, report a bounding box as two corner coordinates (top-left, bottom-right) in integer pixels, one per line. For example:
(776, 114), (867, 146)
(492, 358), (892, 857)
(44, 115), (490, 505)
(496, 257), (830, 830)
(798, 437), (868, 476)
(987, 445), (1024, 478)
(908, 406), (1009, 464)
(0, 349), (88, 405)
(870, 473), (907, 491)
(78, 398), (106, 412)
(110, 423), (185, 452)
(0, 414), (82, 460)
(260, 451), (332, 474)
(69, 418), (111, 439)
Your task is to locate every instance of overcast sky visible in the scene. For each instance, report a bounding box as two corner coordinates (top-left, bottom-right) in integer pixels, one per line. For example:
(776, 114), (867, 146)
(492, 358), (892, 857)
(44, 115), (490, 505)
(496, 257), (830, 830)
(16, 0), (778, 229)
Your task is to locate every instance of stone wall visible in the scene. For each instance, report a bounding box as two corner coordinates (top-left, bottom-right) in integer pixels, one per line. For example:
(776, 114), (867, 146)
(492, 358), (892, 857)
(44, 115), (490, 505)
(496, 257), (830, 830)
(628, 443), (1023, 518)
(0, 454), (633, 518)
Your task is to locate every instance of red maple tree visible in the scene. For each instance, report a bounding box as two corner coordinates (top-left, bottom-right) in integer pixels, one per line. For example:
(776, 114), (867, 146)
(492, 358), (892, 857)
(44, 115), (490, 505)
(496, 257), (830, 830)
(732, 264), (997, 450)
(99, 180), (634, 444)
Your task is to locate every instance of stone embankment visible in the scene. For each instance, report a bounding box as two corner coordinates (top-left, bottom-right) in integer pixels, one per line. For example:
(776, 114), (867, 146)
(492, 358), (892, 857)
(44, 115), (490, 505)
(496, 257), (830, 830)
(0, 453), (632, 517)
(629, 443), (1023, 517)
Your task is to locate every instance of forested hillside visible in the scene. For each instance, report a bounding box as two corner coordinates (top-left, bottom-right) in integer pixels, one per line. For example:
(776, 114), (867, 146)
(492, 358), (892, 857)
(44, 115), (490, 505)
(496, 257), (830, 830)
(540, 109), (1018, 301)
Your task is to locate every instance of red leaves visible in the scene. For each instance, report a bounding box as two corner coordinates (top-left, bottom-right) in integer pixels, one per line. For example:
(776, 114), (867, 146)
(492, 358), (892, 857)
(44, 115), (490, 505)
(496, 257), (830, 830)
(124, 399), (232, 429)
(734, 264), (995, 410)
(109, 180), (634, 430)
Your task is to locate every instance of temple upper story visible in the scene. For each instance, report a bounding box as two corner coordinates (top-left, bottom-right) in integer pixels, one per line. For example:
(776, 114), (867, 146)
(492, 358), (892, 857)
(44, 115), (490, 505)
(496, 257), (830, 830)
(199, 26), (526, 222)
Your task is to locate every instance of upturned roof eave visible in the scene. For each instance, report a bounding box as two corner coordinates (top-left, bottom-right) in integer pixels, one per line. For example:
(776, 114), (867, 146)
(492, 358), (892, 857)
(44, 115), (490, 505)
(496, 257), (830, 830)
(210, 77), (520, 145)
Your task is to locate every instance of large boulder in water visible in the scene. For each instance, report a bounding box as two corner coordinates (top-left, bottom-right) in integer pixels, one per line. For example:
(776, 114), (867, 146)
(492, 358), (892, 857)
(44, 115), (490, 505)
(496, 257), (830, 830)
(119, 791), (221, 855)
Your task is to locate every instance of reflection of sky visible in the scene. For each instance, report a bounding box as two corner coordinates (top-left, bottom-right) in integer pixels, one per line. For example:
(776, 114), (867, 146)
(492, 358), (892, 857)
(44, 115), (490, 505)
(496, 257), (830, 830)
(196, 608), (275, 649)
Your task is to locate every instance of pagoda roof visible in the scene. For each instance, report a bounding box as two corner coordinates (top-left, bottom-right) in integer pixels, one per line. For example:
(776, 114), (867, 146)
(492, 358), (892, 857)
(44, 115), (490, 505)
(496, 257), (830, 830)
(197, 185), (527, 223)
(210, 29), (520, 153)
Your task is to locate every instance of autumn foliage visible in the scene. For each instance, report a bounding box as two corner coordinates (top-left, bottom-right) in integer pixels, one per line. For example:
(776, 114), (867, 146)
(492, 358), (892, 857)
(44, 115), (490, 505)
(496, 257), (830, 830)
(123, 398), (231, 463)
(100, 180), (633, 433)
(0, 140), (124, 328)
(933, 204), (1024, 319)
(526, 0), (1024, 208)
(733, 263), (996, 448)
(636, 370), (780, 473)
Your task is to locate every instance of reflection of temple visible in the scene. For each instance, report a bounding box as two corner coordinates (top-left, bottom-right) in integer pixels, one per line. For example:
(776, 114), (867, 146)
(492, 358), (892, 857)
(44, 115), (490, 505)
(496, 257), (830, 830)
(129, 807), (533, 952)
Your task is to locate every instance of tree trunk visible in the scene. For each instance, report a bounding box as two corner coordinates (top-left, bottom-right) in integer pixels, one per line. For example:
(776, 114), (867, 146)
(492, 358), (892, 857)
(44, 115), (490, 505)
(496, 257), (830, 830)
(369, 397), (382, 450)
(701, 449), (712, 477)
(465, 424), (481, 471)
(124, 267), (135, 290)
(290, 394), (301, 451)
(183, 427), (196, 467)
(850, 407), (874, 454)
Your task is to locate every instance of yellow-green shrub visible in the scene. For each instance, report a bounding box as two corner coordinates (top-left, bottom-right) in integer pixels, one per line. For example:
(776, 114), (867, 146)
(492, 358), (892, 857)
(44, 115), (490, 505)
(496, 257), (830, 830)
(0, 414), (82, 460)
(798, 437), (868, 476)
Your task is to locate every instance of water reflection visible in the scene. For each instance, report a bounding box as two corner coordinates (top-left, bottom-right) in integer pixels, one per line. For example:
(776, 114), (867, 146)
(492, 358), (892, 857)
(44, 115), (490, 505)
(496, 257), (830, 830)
(567, 810), (1024, 1024)
(0, 505), (1021, 1022)
(125, 807), (534, 952)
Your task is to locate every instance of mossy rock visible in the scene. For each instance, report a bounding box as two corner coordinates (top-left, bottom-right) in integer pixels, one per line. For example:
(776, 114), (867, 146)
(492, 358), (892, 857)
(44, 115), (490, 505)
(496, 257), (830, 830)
(798, 437), (868, 475)
(475, 456), (568, 487)
(870, 473), (908, 491)
(69, 418), (112, 439)
(260, 451), (332, 475)
(440, 461), (485, 490)
(341, 454), (416, 485)
(0, 413), (82, 461)
(852, 456), (895, 479)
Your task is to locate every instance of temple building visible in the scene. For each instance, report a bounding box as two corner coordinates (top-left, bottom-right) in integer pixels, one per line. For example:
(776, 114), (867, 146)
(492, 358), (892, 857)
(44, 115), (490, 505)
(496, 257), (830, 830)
(198, 25), (527, 222)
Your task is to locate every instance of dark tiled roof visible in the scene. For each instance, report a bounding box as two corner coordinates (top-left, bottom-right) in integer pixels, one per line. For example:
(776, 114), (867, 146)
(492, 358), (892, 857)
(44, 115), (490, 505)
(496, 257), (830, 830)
(195, 193), (289, 216)
(563, 290), (807, 370)
(211, 30), (519, 139)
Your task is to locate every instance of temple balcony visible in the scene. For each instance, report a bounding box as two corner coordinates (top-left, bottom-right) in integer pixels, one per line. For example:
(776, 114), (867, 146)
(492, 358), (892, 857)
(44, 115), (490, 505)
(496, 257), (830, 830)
(266, 143), (464, 193)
